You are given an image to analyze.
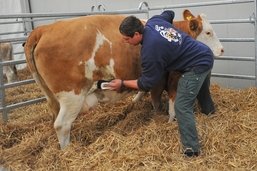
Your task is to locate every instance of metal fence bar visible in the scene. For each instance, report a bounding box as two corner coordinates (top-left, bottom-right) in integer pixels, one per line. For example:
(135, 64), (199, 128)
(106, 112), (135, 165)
(255, 0), (257, 86)
(0, 20), (25, 25)
(0, 59), (26, 67)
(0, 37), (28, 43)
(0, 17), (67, 24)
(12, 42), (25, 45)
(219, 38), (254, 42)
(148, 0), (254, 10)
(214, 56), (255, 61)
(0, 9), (149, 19)
(1, 15), (253, 25)
(212, 73), (256, 80)
(210, 18), (254, 24)
(0, 97), (46, 112)
(0, 31), (28, 36)
(14, 51), (25, 55)
(1, 79), (35, 89)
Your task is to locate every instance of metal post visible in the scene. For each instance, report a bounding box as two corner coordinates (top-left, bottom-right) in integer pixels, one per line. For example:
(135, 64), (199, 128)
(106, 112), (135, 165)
(138, 1), (150, 19)
(255, 0), (257, 86)
(0, 61), (8, 122)
(91, 5), (95, 12)
(97, 4), (106, 12)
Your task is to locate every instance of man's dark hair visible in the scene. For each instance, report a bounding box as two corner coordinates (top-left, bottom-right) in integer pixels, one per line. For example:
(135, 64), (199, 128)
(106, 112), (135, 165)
(119, 16), (144, 37)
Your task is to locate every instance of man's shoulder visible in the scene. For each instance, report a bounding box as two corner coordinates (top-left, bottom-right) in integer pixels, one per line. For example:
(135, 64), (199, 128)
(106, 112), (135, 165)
(148, 10), (175, 24)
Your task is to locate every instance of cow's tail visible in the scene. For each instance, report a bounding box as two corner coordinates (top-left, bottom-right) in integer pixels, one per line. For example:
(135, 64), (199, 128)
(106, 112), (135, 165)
(24, 31), (60, 119)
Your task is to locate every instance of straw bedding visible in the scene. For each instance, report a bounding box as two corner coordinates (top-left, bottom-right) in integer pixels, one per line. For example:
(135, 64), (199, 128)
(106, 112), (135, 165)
(0, 68), (257, 171)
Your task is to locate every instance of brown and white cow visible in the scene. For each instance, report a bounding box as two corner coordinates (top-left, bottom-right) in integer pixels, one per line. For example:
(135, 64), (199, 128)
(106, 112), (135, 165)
(133, 10), (224, 122)
(24, 10), (223, 149)
(0, 42), (17, 83)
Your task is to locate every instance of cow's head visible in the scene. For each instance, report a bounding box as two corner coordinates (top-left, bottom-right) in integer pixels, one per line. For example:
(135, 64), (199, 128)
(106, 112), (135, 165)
(183, 9), (224, 56)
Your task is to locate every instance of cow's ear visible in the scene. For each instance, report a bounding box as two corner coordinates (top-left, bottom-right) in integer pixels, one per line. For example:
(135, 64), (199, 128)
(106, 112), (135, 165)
(183, 9), (195, 21)
(189, 19), (199, 31)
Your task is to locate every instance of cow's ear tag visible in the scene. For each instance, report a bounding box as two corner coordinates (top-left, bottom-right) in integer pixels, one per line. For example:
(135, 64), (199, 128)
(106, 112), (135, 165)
(186, 16), (192, 21)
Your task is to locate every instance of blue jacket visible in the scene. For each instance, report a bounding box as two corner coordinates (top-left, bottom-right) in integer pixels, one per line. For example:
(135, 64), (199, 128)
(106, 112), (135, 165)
(137, 10), (214, 91)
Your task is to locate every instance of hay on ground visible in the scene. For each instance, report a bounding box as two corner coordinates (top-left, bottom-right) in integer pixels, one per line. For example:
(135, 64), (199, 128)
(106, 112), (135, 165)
(0, 70), (257, 171)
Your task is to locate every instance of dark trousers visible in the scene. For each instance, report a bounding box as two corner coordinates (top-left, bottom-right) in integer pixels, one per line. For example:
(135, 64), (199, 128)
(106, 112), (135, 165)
(197, 72), (215, 114)
(174, 69), (214, 152)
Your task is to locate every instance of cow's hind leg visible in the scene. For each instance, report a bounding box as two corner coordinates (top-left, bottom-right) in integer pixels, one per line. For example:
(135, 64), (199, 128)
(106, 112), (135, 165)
(54, 91), (85, 149)
(150, 73), (168, 112)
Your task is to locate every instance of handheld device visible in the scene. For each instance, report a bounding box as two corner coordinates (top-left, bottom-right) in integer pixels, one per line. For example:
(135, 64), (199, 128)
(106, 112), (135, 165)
(100, 82), (111, 90)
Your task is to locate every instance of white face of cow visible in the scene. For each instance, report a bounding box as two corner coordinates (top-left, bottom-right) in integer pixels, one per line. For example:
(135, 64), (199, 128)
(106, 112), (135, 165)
(196, 14), (224, 57)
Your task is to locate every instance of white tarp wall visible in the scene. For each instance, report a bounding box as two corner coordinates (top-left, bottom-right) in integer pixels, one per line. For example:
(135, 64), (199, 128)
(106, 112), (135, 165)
(0, 0), (26, 69)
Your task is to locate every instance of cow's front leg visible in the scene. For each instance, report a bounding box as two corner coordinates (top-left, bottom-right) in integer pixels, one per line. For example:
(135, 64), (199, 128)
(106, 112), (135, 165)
(168, 98), (176, 122)
(167, 71), (182, 122)
(132, 91), (146, 102)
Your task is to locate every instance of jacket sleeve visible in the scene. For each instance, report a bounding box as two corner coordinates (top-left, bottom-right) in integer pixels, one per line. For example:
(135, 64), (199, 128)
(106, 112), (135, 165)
(137, 45), (167, 92)
(137, 60), (165, 92)
(160, 10), (175, 24)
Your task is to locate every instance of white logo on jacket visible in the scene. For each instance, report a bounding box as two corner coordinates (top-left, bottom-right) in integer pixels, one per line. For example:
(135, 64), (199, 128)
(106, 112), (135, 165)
(155, 25), (182, 44)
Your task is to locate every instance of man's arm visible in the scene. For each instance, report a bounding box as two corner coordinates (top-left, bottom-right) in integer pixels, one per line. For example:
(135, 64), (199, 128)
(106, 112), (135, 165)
(108, 79), (139, 91)
(160, 10), (175, 23)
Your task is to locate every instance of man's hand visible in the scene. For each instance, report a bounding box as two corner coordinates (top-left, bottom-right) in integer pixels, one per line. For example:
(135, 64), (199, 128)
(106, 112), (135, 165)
(108, 79), (139, 91)
(108, 79), (124, 91)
